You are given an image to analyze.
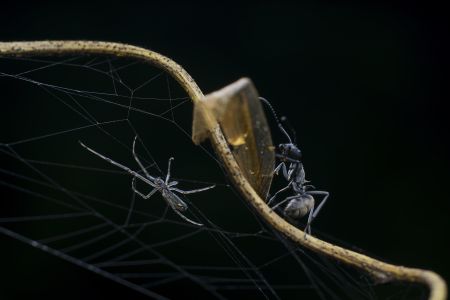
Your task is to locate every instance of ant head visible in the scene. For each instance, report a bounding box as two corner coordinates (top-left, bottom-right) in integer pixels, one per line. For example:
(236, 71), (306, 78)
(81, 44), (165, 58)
(279, 143), (302, 161)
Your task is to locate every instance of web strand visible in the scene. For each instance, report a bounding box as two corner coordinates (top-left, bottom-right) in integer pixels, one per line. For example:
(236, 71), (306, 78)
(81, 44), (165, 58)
(0, 55), (418, 299)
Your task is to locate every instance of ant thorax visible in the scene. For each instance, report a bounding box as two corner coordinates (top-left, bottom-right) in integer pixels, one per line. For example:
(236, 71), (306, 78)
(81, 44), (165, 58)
(291, 162), (306, 181)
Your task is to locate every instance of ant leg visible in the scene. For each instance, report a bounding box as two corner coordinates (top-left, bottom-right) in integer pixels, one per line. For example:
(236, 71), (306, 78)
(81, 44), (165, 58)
(284, 164), (291, 180)
(267, 181), (292, 205)
(306, 190), (329, 222)
(287, 166), (295, 180)
(271, 195), (298, 211)
(274, 162), (291, 181)
(274, 162), (284, 175)
(132, 177), (158, 199)
(304, 206), (315, 238)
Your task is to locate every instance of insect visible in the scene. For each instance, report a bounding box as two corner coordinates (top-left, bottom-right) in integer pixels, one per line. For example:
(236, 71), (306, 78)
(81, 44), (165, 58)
(260, 97), (329, 235)
(79, 137), (215, 226)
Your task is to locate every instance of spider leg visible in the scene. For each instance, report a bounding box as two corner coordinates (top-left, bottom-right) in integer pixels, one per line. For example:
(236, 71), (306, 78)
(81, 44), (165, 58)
(165, 157), (174, 184)
(167, 181), (178, 187)
(132, 136), (155, 181)
(267, 181), (292, 205)
(170, 207), (203, 226)
(170, 185), (216, 194)
(165, 192), (203, 226)
(80, 141), (156, 188)
(132, 177), (158, 199)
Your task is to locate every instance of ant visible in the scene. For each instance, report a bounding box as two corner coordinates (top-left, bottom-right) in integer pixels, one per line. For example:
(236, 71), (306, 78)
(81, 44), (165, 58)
(260, 97), (329, 236)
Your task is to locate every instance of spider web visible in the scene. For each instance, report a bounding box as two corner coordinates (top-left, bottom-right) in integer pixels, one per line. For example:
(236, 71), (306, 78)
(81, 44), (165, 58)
(0, 55), (426, 299)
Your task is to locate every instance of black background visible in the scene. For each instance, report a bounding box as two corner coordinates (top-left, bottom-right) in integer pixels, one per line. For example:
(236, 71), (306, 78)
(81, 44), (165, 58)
(1, 1), (449, 299)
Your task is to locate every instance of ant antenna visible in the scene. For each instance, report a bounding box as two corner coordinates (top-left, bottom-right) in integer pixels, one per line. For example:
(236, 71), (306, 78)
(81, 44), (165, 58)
(259, 97), (293, 143)
(280, 116), (297, 144)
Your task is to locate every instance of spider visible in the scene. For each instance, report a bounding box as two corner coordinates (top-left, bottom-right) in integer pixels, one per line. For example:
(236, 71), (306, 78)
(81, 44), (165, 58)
(260, 97), (329, 236)
(79, 137), (215, 226)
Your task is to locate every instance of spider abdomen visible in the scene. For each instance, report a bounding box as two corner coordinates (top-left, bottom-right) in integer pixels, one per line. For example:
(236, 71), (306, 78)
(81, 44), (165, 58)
(284, 194), (315, 219)
(162, 189), (188, 212)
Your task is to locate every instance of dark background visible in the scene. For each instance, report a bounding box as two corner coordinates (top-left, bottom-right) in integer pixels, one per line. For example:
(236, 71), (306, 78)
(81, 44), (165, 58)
(1, 1), (449, 299)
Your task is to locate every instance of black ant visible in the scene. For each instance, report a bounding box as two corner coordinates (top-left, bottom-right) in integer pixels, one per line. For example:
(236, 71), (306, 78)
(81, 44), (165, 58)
(260, 97), (329, 236)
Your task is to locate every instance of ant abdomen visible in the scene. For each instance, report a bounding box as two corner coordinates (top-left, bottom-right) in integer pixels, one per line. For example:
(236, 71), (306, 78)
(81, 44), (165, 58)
(284, 194), (315, 219)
